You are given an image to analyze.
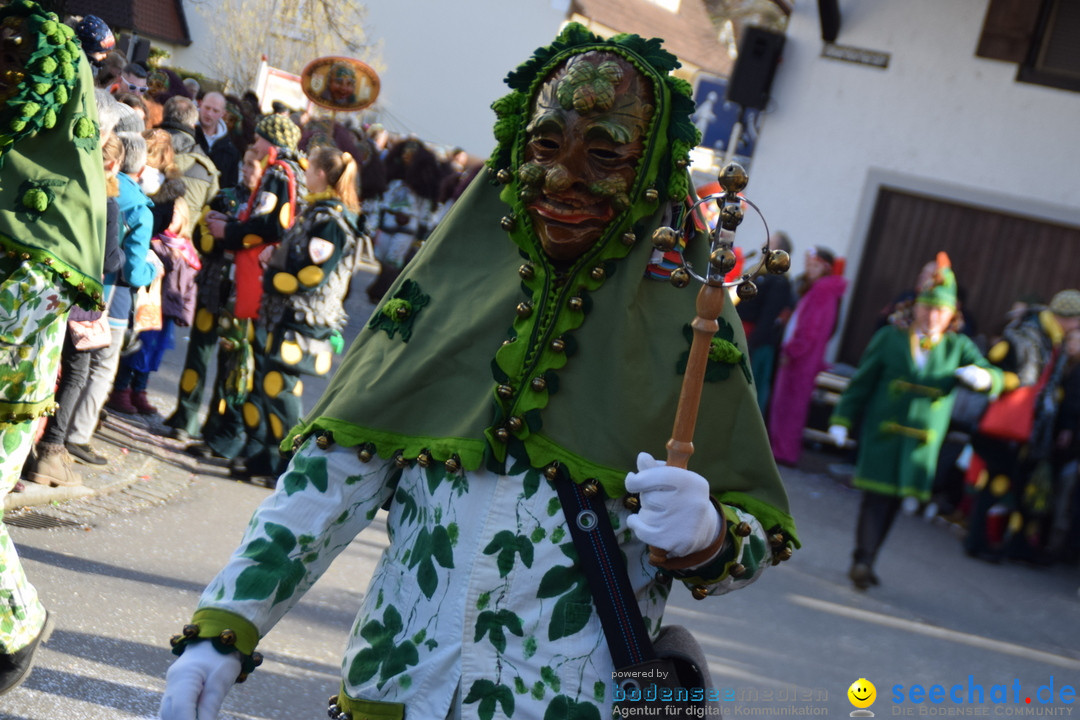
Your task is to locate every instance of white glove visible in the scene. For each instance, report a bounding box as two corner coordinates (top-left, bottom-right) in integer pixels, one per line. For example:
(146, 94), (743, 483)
(828, 424), (848, 447)
(159, 640), (242, 720)
(624, 452), (721, 559)
(955, 365), (992, 391)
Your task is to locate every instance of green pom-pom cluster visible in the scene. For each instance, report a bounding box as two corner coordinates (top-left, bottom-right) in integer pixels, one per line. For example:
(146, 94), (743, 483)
(0, 1), (84, 168)
(73, 116), (95, 138)
(382, 298), (412, 321)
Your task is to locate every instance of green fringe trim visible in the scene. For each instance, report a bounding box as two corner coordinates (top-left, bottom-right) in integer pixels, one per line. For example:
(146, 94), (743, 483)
(0, 397), (58, 426)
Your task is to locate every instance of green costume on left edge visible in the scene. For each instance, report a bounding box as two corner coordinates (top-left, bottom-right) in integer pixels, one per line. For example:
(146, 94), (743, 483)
(0, 0), (105, 662)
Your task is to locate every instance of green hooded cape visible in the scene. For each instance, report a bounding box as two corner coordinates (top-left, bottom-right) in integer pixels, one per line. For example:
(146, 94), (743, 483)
(0, 0), (106, 309)
(287, 24), (798, 546)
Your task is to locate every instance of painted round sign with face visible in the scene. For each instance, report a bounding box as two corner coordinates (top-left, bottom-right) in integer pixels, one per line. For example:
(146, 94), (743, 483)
(518, 51), (654, 262)
(301, 56), (380, 112)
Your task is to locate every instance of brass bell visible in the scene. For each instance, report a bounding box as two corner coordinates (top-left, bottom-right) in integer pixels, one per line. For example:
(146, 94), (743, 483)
(582, 479), (600, 497)
(690, 584), (710, 600)
(315, 434), (331, 450)
(43, 257), (52, 265)
(394, 453), (410, 468)
(506, 416), (524, 432)
(776, 546), (793, 562)
(730, 562), (747, 579)
(357, 445), (374, 462)
(394, 305), (410, 321)
(169, 634), (183, 647)
(219, 629), (237, 645)
(61, 270), (71, 278)
(717, 162), (749, 194)
(496, 169), (513, 184)
(550, 338), (566, 353)
(769, 533), (786, 547)
(544, 462), (561, 480)
(651, 226), (679, 252)
(518, 263), (535, 280)
(445, 455), (461, 473)
(669, 268), (691, 289)
(516, 301), (533, 318)
(644, 188), (659, 202)
(736, 280), (758, 300)
(719, 202), (744, 231)
(183, 624), (200, 638)
(567, 296), (584, 311)
(500, 215), (516, 231)
(709, 247), (738, 274)
(20, 252), (30, 260)
(417, 450), (432, 467)
(494, 427), (509, 443)
(622, 232), (636, 247)
(735, 521), (752, 537)
(531, 376), (547, 392)
(589, 266), (605, 281)
(496, 384), (514, 399)
(623, 494), (641, 511)
(251, 652), (263, 667)
(766, 249), (791, 275)
(676, 158), (689, 168)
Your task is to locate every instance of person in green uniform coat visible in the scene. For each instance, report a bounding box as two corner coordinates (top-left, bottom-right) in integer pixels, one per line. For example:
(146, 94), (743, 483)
(828, 253), (1004, 590)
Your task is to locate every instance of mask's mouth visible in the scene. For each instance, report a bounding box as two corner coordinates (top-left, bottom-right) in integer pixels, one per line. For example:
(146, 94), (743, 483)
(530, 195), (613, 226)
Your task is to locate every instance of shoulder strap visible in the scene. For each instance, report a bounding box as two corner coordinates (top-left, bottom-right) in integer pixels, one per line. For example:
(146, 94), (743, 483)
(553, 478), (656, 669)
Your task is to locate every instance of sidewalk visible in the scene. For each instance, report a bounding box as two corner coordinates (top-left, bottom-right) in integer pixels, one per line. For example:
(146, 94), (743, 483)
(4, 409), (232, 515)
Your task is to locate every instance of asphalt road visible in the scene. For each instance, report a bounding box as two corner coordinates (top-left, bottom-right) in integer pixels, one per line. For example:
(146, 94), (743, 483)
(3, 271), (1079, 719)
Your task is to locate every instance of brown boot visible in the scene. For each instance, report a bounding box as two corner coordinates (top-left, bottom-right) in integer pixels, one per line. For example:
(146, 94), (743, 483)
(29, 443), (82, 488)
(130, 390), (158, 415)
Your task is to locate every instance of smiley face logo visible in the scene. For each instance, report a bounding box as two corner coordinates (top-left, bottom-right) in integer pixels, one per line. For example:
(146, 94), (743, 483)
(848, 678), (876, 709)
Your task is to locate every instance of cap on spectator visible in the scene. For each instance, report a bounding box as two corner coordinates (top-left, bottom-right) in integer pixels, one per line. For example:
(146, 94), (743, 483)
(75, 15), (115, 56)
(1049, 289), (1080, 318)
(256, 113), (300, 151)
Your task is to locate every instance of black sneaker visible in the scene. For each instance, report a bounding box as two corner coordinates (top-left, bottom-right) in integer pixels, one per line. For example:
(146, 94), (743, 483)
(185, 442), (224, 460)
(66, 442), (107, 465)
(0, 611), (53, 695)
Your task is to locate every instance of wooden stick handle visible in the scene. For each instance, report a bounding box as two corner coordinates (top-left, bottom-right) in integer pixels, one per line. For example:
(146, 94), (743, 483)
(649, 280), (726, 566)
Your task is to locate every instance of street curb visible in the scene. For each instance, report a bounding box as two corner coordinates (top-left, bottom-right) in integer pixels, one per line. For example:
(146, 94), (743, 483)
(5, 411), (229, 513)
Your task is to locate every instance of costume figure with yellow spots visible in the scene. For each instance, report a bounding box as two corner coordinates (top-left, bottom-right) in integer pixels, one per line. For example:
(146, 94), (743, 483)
(239, 146), (363, 478)
(965, 289), (1080, 564)
(166, 115), (305, 463)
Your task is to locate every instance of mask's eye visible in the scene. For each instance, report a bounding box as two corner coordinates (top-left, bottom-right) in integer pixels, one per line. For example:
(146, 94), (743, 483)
(589, 147), (620, 162)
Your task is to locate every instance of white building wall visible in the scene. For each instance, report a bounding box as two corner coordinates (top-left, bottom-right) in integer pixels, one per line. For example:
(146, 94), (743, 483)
(745, 0), (1080, 289)
(171, 0), (569, 157)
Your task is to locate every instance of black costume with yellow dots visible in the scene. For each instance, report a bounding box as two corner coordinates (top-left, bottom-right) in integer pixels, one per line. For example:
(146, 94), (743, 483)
(164, 151), (306, 457)
(239, 192), (361, 477)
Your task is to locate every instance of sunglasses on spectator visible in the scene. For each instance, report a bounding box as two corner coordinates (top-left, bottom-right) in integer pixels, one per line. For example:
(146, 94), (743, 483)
(127, 83), (148, 94)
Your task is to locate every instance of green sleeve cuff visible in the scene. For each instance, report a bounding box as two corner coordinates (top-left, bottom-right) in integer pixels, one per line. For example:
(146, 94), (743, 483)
(191, 607), (261, 656)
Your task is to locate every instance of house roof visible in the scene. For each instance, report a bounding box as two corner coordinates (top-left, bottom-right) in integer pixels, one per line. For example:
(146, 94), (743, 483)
(569, 0), (732, 77)
(66, 0), (191, 46)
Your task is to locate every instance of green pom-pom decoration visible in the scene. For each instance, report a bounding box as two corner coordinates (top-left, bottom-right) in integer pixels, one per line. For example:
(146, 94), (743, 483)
(35, 56), (57, 75)
(10, 118), (27, 133)
(382, 298), (412, 321)
(54, 85), (68, 105)
(39, 20), (57, 35)
(73, 116), (95, 138)
(708, 338), (743, 365)
(33, 82), (49, 95)
(60, 63), (75, 81)
(20, 102), (40, 118)
(60, 24), (74, 39)
(22, 188), (49, 213)
(42, 109), (56, 129)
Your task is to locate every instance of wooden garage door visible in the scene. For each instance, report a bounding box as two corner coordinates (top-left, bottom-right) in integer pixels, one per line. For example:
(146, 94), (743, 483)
(839, 188), (1080, 365)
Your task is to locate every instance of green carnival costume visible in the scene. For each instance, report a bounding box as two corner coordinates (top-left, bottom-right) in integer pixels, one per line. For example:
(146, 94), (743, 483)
(169, 25), (796, 719)
(0, 0), (105, 662)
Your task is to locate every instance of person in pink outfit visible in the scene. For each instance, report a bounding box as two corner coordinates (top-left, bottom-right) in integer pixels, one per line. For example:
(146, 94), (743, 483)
(769, 245), (848, 465)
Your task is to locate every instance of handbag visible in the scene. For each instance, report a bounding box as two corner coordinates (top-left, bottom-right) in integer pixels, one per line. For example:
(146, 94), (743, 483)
(554, 477), (720, 717)
(977, 357), (1055, 443)
(67, 315), (111, 351)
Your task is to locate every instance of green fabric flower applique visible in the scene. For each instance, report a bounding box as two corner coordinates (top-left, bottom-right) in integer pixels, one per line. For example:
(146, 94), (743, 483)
(676, 318), (752, 384)
(368, 279), (430, 342)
